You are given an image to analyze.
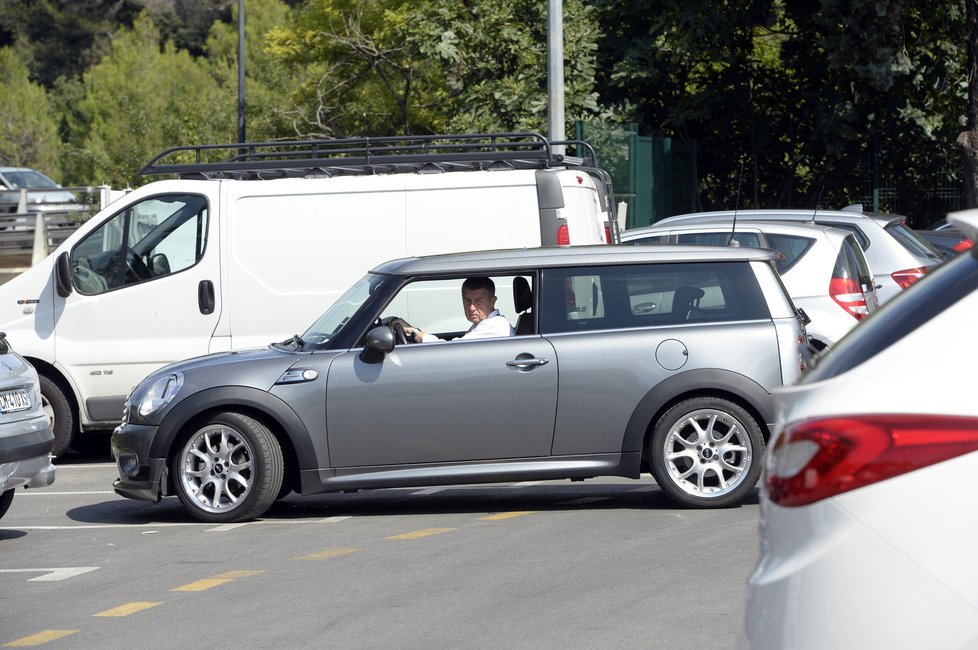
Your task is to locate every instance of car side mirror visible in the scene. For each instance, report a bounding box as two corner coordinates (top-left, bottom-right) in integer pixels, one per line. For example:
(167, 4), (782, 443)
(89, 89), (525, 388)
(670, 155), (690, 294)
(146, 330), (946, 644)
(360, 325), (395, 363)
(55, 252), (73, 297)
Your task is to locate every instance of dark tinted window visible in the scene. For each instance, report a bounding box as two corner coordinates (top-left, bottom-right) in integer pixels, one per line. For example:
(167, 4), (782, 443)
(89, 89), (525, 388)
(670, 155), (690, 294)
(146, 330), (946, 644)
(540, 262), (770, 334)
(815, 220), (869, 249)
(676, 232), (762, 248)
(0, 336), (9, 355)
(886, 223), (942, 261)
(805, 251), (978, 380)
(764, 234), (815, 274)
(627, 234), (669, 245)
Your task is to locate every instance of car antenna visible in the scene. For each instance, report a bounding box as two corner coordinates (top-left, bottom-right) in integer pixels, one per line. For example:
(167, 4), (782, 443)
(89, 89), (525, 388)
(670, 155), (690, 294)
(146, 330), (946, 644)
(811, 186), (824, 223)
(729, 163), (744, 246)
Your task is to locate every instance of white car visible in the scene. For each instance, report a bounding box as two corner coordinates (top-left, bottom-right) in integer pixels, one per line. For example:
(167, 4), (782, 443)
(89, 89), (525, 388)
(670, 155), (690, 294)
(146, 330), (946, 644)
(742, 209), (978, 649)
(622, 220), (879, 349)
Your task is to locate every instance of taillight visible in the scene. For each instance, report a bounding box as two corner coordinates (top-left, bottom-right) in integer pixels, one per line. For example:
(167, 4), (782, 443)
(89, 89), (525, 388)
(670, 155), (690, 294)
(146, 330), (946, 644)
(767, 415), (978, 507)
(828, 277), (868, 320)
(557, 224), (570, 246)
(604, 225), (612, 244)
(891, 266), (927, 289)
(953, 239), (974, 253)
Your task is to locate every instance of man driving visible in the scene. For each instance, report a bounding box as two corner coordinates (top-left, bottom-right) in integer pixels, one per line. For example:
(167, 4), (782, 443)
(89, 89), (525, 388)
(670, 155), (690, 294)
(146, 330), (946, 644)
(406, 276), (515, 342)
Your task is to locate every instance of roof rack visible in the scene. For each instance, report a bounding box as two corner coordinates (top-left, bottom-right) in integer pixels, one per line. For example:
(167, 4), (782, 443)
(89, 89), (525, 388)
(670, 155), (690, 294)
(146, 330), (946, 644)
(137, 132), (602, 179)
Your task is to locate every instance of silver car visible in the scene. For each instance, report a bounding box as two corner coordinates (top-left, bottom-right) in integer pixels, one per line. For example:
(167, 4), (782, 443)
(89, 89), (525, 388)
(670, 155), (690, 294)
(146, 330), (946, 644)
(650, 206), (942, 303)
(0, 333), (55, 520)
(112, 246), (807, 522)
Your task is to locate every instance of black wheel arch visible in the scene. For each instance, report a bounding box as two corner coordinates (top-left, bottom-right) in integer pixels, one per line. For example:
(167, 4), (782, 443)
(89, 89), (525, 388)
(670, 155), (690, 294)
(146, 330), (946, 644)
(623, 369), (775, 471)
(150, 386), (313, 494)
(25, 358), (79, 416)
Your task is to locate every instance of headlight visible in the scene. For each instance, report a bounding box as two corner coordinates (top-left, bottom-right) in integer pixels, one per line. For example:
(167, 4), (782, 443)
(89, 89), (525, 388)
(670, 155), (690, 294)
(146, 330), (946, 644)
(132, 373), (184, 420)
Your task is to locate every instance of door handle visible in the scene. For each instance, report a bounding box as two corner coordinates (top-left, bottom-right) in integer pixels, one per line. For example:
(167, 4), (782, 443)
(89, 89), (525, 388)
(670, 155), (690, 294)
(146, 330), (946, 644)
(198, 280), (215, 315)
(506, 357), (549, 369)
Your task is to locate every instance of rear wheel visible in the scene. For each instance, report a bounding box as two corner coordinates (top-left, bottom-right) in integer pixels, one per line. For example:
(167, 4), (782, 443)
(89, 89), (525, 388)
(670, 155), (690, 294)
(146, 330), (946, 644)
(649, 396), (763, 508)
(39, 375), (75, 458)
(171, 412), (283, 523)
(0, 489), (14, 519)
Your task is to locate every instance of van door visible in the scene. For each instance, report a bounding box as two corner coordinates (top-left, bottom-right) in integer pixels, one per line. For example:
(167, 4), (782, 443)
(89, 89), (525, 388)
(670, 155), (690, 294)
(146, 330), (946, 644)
(55, 191), (220, 424)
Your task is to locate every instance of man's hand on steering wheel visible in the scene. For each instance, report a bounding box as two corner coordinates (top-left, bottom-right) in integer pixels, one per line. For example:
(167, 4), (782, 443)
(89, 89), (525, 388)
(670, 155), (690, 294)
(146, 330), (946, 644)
(380, 316), (422, 344)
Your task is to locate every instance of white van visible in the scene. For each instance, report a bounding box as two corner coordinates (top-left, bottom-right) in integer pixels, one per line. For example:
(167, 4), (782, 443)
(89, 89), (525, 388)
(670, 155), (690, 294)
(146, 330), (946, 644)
(0, 134), (618, 454)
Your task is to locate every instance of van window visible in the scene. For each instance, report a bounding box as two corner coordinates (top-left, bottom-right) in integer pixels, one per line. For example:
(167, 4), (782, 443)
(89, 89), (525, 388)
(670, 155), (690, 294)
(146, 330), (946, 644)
(70, 195), (209, 294)
(540, 262), (769, 333)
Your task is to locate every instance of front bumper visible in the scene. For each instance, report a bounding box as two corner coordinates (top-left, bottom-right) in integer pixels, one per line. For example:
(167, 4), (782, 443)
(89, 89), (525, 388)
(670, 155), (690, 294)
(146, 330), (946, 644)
(111, 422), (166, 503)
(0, 416), (56, 492)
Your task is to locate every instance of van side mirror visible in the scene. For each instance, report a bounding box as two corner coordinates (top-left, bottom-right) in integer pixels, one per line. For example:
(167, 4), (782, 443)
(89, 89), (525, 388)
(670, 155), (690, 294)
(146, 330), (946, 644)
(55, 252), (73, 297)
(360, 325), (395, 362)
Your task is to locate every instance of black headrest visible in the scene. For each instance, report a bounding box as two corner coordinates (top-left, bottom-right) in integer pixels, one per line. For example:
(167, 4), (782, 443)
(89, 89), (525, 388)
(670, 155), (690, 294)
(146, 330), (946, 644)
(513, 276), (532, 313)
(672, 285), (705, 313)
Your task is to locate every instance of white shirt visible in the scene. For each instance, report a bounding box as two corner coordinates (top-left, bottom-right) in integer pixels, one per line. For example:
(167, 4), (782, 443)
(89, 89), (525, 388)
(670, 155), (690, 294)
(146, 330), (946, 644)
(421, 309), (515, 342)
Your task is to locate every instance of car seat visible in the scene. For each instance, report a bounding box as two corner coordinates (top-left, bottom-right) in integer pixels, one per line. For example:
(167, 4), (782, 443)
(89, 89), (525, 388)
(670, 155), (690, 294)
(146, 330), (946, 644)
(672, 285), (705, 321)
(513, 276), (534, 335)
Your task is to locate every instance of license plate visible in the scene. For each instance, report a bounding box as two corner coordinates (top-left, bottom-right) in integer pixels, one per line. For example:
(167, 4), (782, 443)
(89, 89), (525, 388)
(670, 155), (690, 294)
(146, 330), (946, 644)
(0, 388), (31, 413)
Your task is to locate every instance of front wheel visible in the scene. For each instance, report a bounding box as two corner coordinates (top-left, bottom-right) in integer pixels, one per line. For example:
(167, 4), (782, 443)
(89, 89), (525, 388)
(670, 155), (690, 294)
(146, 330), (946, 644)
(648, 397), (763, 508)
(0, 489), (14, 519)
(40, 375), (75, 457)
(171, 412), (284, 523)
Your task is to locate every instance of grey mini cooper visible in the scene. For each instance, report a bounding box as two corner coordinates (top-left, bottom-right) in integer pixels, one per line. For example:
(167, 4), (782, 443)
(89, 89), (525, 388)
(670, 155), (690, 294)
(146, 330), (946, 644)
(112, 246), (807, 522)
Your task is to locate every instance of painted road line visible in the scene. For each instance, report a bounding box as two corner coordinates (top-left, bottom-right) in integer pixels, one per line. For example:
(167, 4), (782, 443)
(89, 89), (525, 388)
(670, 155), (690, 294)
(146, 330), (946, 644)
(479, 511), (537, 521)
(559, 497), (610, 505)
(93, 602), (161, 617)
(20, 491), (116, 496)
(411, 487), (447, 495)
(294, 547), (364, 561)
(0, 567), (99, 582)
(509, 481), (542, 488)
(628, 486), (656, 492)
(386, 527), (456, 540)
(171, 570), (264, 592)
(2, 630), (78, 647)
(9, 517), (355, 532)
(205, 523), (249, 532)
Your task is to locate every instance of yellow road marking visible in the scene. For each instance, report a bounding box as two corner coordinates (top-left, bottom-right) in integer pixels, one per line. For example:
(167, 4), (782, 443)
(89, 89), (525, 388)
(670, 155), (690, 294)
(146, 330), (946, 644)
(479, 511), (537, 521)
(171, 570), (264, 592)
(294, 547), (364, 561)
(386, 527), (456, 540)
(93, 602), (162, 617)
(3, 630), (78, 646)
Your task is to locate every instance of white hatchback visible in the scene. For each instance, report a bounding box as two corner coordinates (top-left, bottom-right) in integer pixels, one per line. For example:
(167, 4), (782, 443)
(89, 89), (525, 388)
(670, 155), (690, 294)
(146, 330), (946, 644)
(622, 220), (879, 349)
(742, 210), (978, 649)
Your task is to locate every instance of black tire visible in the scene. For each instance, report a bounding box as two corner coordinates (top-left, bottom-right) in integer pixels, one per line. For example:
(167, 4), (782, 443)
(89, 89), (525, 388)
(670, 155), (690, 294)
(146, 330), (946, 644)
(648, 396), (763, 508)
(0, 489), (14, 520)
(39, 375), (75, 458)
(171, 412), (283, 523)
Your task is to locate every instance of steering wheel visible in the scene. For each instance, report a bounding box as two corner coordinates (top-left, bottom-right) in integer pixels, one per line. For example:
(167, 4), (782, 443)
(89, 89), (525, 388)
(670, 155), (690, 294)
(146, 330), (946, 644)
(124, 247), (153, 281)
(380, 316), (414, 345)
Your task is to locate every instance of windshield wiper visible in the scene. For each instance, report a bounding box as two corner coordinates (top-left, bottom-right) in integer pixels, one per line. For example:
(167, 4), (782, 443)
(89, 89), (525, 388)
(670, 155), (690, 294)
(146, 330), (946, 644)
(274, 333), (305, 351)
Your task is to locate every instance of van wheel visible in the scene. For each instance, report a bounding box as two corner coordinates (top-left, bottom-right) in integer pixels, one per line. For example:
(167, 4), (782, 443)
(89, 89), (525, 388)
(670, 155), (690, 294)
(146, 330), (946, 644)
(0, 489), (14, 520)
(40, 375), (75, 458)
(172, 412), (283, 523)
(648, 397), (763, 508)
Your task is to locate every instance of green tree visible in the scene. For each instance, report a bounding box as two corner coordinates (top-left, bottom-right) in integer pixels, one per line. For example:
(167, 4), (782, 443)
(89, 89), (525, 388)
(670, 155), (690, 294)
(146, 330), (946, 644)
(0, 47), (62, 174)
(60, 12), (233, 187)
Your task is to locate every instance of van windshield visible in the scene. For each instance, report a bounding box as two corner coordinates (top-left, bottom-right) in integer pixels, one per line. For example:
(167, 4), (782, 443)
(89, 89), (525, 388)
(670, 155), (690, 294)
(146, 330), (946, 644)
(301, 274), (388, 347)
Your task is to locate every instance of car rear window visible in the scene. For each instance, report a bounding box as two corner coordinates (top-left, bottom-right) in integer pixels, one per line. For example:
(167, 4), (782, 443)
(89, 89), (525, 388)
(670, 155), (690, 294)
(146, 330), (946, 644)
(805, 251), (978, 380)
(886, 222), (942, 262)
(539, 262), (770, 333)
(675, 232), (763, 248)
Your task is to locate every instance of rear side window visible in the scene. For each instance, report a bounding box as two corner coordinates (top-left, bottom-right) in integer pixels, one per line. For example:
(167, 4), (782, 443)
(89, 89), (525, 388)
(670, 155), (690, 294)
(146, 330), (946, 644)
(886, 223), (942, 262)
(676, 232), (763, 248)
(627, 234), (669, 245)
(815, 221), (869, 250)
(806, 252), (978, 380)
(764, 234), (815, 274)
(841, 236), (874, 286)
(540, 262), (770, 333)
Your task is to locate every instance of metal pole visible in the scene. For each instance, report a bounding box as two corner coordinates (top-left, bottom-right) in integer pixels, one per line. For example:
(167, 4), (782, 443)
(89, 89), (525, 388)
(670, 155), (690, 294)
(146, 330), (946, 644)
(547, 0), (565, 156)
(237, 0), (246, 145)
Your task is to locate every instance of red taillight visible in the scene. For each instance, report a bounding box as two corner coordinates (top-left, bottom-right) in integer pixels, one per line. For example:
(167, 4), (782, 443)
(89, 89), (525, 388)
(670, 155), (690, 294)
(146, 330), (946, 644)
(891, 266), (927, 289)
(953, 239), (974, 253)
(604, 225), (613, 244)
(767, 415), (978, 507)
(829, 277), (868, 320)
(557, 224), (570, 246)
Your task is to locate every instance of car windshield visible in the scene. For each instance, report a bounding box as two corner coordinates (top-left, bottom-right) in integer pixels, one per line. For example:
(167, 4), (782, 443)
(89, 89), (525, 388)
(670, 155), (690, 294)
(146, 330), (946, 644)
(300, 273), (388, 347)
(0, 169), (58, 188)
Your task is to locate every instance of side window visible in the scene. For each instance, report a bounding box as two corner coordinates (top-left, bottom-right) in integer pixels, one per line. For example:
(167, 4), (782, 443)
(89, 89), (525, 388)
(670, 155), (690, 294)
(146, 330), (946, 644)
(626, 234), (669, 245)
(816, 221), (869, 250)
(676, 231), (762, 248)
(70, 195), (209, 295)
(842, 236), (874, 287)
(764, 234), (815, 274)
(540, 263), (770, 333)
(377, 275), (531, 341)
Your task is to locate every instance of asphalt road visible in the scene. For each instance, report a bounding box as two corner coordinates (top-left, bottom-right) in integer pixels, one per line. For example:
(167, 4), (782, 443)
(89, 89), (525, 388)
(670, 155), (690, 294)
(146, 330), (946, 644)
(0, 442), (761, 649)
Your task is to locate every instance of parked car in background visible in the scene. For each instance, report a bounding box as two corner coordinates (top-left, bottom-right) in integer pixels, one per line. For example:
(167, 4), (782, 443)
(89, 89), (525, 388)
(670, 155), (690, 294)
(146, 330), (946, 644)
(621, 220), (879, 350)
(742, 209), (978, 649)
(112, 244), (808, 522)
(0, 167), (80, 214)
(650, 206), (942, 304)
(0, 333), (55, 520)
(919, 226), (973, 259)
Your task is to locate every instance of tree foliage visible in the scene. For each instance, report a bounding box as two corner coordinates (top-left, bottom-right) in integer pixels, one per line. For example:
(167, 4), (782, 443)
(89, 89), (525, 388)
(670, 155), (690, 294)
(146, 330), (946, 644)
(0, 47), (62, 173)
